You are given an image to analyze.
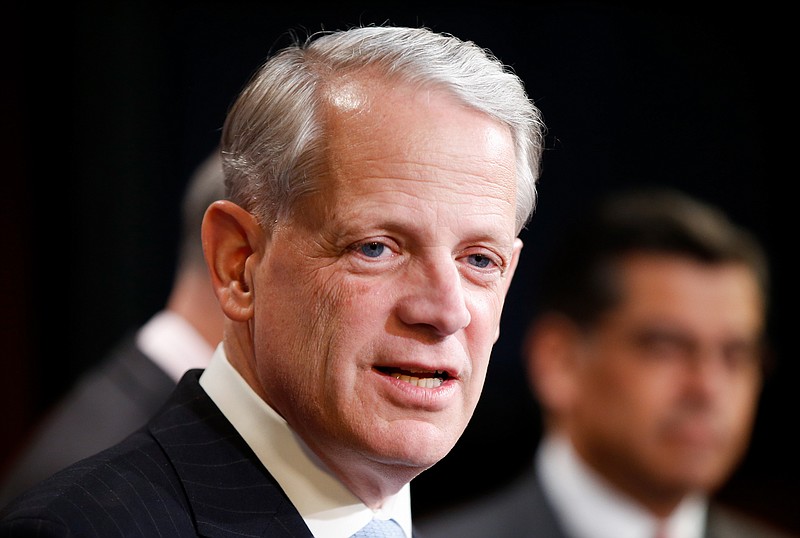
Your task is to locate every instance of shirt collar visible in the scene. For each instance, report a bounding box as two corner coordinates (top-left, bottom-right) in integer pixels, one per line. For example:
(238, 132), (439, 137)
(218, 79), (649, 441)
(536, 433), (707, 538)
(199, 345), (412, 538)
(136, 310), (215, 382)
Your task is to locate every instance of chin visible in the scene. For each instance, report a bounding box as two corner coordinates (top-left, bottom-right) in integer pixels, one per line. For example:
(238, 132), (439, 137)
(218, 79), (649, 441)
(374, 424), (457, 468)
(665, 464), (730, 493)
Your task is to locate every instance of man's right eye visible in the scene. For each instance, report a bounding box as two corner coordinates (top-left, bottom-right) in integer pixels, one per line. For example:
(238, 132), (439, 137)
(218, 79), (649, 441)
(359, 242), (386, 258)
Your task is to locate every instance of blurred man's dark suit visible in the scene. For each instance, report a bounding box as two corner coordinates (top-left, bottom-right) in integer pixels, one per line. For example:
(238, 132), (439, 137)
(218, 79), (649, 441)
(418, 468), (796, 538)
(0, 335), (174, 506)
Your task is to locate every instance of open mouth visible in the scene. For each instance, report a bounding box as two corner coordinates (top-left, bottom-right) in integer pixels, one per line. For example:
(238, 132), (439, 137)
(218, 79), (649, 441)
(375, 367), (450, 388)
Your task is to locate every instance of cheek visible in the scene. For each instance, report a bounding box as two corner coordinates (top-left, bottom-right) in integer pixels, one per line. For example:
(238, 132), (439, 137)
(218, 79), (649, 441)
(462, 293), (505, 383)
(307, 276), (396, 373)
(727, 381), (761, 431)
(327, 275), (397, 327)
(468, 291), (505, 339)
(251, 254), (337, 370)
(580, 360), (657, 422)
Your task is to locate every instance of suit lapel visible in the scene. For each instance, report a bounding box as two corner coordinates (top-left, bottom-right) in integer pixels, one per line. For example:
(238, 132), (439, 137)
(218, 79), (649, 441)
(148, 370), (314, 538)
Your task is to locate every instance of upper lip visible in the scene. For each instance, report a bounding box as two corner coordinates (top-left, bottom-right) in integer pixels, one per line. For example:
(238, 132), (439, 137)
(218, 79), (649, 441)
(375, 366), (450, 381)
(373, 360), (459, 381)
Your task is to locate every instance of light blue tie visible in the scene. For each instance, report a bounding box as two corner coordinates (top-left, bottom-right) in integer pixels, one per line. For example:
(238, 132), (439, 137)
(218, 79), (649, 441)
(350, 518), (405, 538)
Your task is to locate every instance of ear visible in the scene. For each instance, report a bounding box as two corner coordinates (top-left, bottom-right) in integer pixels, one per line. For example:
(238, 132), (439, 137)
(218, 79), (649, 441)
(505, 238), (524, 293)
(523, 313), (583, 415)
(201, 200), (265, 322)
(494, 238), (524, 342)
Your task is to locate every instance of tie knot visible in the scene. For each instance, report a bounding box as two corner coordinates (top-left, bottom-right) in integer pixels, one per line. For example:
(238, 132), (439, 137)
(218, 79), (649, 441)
(350, 518), (405, 538)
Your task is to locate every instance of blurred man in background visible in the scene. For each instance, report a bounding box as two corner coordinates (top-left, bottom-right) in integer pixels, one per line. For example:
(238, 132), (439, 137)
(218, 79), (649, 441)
(0, 148), (225, 506)
(420, 188), (795, 538)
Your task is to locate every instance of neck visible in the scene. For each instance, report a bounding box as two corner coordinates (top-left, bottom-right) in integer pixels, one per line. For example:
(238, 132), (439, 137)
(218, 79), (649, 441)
(167, 266), (225, 346)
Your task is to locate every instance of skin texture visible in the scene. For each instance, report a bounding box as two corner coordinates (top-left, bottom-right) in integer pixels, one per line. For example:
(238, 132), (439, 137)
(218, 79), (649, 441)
(203, 76), (522, 508)
(529, 253), (764, 517)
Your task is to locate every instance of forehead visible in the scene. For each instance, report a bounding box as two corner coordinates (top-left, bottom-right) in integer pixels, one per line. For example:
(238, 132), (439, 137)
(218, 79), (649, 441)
(319, 76), (517, 216)
(614, 253), (764, 334)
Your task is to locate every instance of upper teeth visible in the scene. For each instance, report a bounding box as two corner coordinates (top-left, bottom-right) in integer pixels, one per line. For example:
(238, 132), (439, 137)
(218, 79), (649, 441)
(390, 371), (445, 388)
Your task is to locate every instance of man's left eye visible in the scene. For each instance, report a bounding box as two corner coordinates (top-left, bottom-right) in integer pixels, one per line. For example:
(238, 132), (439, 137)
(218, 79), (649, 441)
(467, 253), (492, 268)
(359, 242), (386, 258)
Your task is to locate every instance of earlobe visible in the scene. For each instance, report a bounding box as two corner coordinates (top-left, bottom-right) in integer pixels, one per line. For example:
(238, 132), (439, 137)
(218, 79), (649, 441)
(201, 200), (264, 322)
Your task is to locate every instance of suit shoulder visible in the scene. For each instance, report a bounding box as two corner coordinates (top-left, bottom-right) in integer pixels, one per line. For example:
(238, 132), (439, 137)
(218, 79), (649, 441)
(708, 503), (799, 538)
(0, 429), (195, 537)
(417, 471), (566, 538)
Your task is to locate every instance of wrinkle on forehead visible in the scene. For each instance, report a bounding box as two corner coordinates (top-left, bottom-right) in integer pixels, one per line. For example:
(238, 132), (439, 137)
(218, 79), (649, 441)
(354, 173), (515, 220)
(325, 83), (517, 197)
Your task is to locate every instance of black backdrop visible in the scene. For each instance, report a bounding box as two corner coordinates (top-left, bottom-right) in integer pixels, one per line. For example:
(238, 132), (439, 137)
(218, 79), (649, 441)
(5, 2), (797, 534)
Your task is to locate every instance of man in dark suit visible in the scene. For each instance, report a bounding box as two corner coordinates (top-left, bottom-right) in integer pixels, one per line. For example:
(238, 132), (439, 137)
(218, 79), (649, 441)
(0, 24), (546, 536)
(418, 188), (796, 538)
(0, 149), (226, 507)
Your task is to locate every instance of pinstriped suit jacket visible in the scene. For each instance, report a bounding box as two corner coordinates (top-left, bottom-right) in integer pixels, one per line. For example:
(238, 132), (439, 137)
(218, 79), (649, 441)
(0, 369), (314, 537)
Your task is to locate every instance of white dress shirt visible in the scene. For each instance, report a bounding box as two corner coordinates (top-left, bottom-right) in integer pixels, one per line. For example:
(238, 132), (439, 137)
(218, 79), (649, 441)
(537, 434), (707, 538)
(136, 310), (215, 382)
(199, 345), (412, 538)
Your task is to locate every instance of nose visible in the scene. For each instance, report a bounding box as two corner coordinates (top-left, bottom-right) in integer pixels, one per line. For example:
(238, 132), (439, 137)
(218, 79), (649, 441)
(682, 348), (728, 404)
(396, 254), (471, 336)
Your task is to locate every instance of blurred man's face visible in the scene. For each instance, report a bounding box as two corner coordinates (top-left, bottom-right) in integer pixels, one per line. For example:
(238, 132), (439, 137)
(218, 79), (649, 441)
(567, 253), (764, 510)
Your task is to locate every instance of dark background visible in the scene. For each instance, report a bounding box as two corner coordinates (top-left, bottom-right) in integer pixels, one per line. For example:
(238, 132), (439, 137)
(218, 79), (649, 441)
(4, 1), (796, 534)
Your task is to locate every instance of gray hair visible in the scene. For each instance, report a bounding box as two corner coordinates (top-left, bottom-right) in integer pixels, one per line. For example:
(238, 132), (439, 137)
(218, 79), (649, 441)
(220, 25), (546, 234)
(537, 187), (770, 328)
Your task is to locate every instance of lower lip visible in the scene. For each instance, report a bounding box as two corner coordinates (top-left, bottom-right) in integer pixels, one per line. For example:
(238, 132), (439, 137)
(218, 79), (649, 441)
(379, 371), (458, 409)
(668, 425), (721, 449)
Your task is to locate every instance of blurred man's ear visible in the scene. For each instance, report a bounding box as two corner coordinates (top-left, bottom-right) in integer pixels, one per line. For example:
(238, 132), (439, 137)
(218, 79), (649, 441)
(524, 313), (584, 418)
(201, 200), (265, 322)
